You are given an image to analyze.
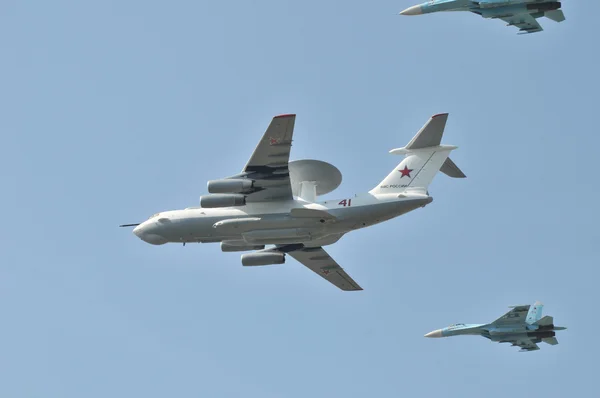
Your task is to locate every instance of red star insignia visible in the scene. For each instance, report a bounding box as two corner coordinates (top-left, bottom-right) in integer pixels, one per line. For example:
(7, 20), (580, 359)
(269, 137), (280, 145)
(399, 165), (413, 178)
(321, 269), (330, 275)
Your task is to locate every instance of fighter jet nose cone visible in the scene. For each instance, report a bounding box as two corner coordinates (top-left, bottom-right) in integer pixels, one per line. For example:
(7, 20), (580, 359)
(400, 5), (423, 15)
(424, 329), (443, 338)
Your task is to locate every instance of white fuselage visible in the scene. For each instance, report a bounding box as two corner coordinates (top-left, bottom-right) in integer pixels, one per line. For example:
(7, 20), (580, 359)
(132, 192), (433, 247)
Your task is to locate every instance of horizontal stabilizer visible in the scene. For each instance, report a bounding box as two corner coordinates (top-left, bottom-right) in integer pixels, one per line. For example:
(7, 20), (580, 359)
(543, 337), (559, 346)
(290, 208), (336, 220)
(545, 10), (565, 23)
(405, 113), (448, 150)
(536, 315), (553, 326)
(440, 157), (466, 178)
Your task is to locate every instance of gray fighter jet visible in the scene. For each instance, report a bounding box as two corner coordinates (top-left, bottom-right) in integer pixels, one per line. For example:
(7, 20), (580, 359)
(425, 302), (566, 351)
(400, 0), (566, 34)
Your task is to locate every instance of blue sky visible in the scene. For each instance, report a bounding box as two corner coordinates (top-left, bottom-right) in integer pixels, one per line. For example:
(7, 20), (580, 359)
(1, 1), (598, 397)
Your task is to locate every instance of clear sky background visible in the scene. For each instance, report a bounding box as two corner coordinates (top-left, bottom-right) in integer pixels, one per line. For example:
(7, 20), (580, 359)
(1, 1), (598, 397)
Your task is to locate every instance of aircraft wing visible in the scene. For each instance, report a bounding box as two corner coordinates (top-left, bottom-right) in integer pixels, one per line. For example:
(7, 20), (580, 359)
(500, 13), (543, 34)
(513, 338), (540, 352)
(491, 305), (531, 326)
(287, 247), (363, 291)
(242, 114), (296, 203)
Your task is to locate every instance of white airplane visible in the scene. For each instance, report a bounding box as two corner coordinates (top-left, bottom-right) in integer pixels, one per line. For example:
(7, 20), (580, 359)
(121, 113), (466, 290)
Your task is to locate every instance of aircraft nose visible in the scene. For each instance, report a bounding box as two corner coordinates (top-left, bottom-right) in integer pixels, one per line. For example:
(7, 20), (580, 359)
(400, 5), (423, 15)
(133, 222), (168, 245)
(424, 329), (443, 338)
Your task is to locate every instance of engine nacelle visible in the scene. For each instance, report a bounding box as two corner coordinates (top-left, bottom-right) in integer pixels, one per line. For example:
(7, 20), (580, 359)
(241, 252), (285, 266)
(479, 2), (560, 18)
(200, 194), (246, 208)
(528, 331), (556, 339)
(528, 1), (561, 12)
(221, 241), (265, 252)
(207, 179), (254, 194)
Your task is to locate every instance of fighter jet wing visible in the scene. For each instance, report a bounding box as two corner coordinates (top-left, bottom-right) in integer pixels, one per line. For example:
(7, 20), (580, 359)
(242, 114), (295, 203)
(513, 338), (540, 352)
(500, 13), (543, 34)
(287, 247), (363, 291)
(491, 305), (531, 326)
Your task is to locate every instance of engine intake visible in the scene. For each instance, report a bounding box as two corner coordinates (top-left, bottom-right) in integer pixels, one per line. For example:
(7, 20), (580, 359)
(200, 194), (246, 208)
(241, 252), (285, 266)
(207, 179), (254, 194)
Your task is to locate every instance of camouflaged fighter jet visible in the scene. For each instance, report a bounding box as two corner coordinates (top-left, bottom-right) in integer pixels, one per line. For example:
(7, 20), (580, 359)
(121, 113), (466, 291)
(400, 0), (565, 34)
(425, 302), (567, 351)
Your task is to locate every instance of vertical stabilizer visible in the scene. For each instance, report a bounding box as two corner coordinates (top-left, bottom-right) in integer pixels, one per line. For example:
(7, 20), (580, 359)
(526, 301), (544, 325)
(536, 315), (553, 326)
(370, 114), (465, 195)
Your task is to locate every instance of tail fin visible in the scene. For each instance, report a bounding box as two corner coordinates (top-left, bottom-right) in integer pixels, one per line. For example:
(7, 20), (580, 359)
(545, 10), (565, 23)
(536, 315), (553, 326)
(370, 113), (465, 195)
(526, 301), (544, 325)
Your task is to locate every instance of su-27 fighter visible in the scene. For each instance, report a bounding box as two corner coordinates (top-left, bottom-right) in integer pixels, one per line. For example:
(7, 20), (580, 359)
(400, 0), (565, 34)
(425, 302), (567, 351)
(121, 113), (466, 291)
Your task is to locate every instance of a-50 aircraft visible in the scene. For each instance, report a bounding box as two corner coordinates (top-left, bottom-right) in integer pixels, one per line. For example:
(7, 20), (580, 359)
(400, 0), (565, 34)
(121, 113), (465, 290)
(425, 302), (567, 351)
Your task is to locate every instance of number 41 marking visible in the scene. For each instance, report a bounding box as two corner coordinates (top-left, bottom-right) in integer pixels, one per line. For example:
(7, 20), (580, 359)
(338, 199), (352, 207)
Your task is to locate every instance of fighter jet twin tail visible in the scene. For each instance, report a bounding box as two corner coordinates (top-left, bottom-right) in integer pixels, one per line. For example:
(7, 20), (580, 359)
(121, 113), (565, 351)
(400, 0), (566, 35)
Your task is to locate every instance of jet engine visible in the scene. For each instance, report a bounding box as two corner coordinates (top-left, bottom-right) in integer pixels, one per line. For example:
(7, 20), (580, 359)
(241, 252), (285, 266)
(200, 194), (246, 208)
(478, 2), (560, 18)
(221, 241), (265, 252)
(528, 331), (556, 339)
(207, 179), (254, 194)
(527, 2), (561, 12)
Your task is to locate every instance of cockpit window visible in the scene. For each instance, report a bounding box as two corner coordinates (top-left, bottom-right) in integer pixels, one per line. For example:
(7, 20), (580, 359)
(149, 213), (161, 219)
(448, 323), (465, 328)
